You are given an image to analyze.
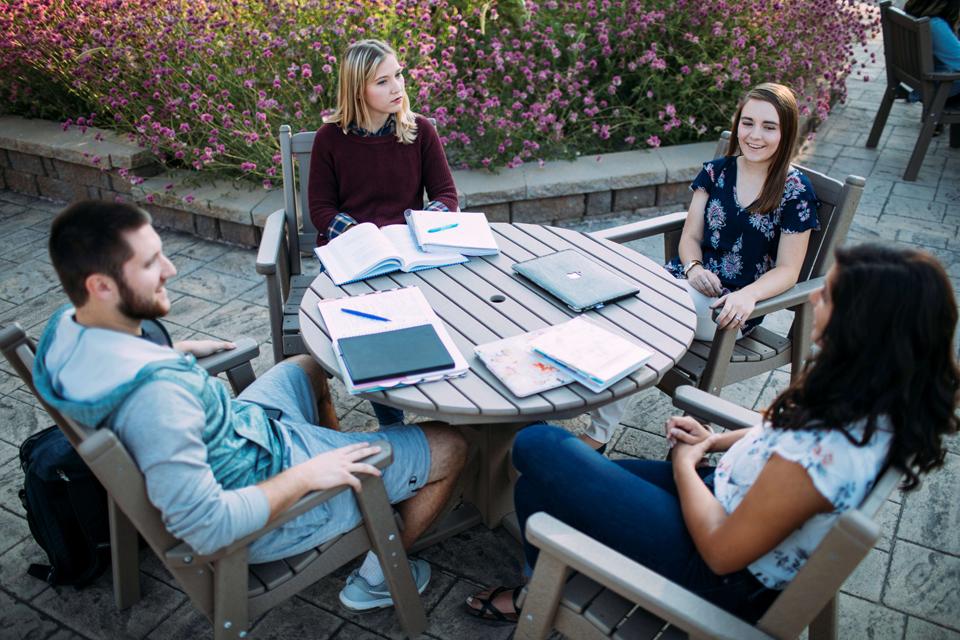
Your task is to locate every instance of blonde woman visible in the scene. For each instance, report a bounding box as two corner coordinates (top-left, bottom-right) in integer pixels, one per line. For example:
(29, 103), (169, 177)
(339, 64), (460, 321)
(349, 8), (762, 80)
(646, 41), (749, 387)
(308, 39), (459, 429)
(308, 39), (459, 246)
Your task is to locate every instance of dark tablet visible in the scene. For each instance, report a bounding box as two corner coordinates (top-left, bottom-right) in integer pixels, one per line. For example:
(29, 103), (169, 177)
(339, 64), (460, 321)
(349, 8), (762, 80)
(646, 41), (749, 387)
(338, 324), (456, 385)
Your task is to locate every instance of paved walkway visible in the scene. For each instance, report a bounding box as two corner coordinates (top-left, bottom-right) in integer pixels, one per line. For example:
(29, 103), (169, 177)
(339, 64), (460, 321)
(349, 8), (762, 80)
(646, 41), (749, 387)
(0, 28), (958, 640)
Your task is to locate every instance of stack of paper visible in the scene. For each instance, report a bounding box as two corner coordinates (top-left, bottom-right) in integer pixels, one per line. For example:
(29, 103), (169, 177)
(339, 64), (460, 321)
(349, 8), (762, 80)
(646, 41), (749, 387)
(316, 287), (469, 394)
(405, 210), (500, 256)
(529, 317), (652, 393)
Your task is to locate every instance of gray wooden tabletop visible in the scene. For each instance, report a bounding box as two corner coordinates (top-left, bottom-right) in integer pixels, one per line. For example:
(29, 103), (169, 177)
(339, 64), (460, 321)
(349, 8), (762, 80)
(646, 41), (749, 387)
(299, 223), (696, 424)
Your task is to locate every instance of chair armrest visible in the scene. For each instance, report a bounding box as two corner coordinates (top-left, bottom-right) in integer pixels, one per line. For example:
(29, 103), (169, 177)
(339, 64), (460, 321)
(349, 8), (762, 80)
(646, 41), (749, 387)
(748, 277), (824, 319)
(195, 337), (259, 376)
(589, 211), (686, 243)
(525, 513), (773, 640)
(672, 385), (762, 431)
(926, 71), (960, 82)
(165, 440), (394, 565)
(255, 209), (286, 276)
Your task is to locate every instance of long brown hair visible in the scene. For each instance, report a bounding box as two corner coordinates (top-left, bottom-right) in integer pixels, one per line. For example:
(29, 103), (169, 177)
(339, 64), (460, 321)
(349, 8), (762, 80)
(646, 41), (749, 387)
(765, 244), (960, 491)
(324, 39), (418, 144)
(724, 83), (800, 214)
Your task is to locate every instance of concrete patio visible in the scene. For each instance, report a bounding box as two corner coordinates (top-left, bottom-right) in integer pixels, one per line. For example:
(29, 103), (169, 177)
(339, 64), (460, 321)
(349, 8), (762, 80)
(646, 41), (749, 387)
(0, 25), (958, 640)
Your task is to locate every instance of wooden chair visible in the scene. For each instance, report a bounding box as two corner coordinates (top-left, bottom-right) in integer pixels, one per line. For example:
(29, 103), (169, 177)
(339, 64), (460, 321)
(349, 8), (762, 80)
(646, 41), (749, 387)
(516, 385), (902, 640)
(866, 0), (960, 181)
(256, 124), (317, 364)
(591, 133), (865, 396)
(0, 322), (427, 640)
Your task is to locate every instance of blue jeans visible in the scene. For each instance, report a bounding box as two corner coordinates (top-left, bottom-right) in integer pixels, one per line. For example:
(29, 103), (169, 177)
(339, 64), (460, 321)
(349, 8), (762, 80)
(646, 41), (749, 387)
(513, 424), (778, 623)
(371, 402), (404, 428)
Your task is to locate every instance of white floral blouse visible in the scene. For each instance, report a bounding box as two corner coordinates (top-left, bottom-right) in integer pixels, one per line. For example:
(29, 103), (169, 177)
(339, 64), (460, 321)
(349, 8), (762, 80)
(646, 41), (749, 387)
(714, 419), (892, 589)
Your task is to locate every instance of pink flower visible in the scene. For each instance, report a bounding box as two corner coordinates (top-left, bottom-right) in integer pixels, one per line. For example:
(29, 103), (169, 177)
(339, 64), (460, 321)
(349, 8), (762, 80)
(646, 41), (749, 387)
(646, 135), (661, 148)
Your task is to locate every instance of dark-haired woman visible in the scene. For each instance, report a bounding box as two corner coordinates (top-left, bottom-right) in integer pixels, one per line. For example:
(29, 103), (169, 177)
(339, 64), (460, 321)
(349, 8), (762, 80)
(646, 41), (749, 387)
(467, 243), (959, 623)
(904, 0), (960, 103)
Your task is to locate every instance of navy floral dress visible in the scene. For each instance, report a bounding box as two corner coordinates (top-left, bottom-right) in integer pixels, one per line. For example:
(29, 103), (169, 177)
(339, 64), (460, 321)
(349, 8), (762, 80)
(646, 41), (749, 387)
(665, 156), (820, 293)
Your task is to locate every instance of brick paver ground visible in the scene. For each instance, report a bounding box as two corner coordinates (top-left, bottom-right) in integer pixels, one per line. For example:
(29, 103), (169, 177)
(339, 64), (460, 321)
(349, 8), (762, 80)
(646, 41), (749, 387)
(0, 25), (957, 640)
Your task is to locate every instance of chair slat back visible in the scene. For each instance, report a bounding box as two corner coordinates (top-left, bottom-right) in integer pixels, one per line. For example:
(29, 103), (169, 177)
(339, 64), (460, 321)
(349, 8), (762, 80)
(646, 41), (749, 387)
(881, 2), (936, 98)
(793, 168), (863, 281)
(757, 465), (902, 638)
(278, 126), (319, 272)
(0, 324), (182, 558)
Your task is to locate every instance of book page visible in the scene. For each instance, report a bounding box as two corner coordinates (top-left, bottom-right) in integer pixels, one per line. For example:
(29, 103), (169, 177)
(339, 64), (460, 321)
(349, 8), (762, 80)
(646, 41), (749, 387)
(381, 224), (466, 269)
(314, 223), (399, 284)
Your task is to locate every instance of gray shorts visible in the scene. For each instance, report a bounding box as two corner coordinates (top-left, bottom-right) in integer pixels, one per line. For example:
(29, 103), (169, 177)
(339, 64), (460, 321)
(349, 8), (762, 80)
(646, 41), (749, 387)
(236, 362), (431, 563)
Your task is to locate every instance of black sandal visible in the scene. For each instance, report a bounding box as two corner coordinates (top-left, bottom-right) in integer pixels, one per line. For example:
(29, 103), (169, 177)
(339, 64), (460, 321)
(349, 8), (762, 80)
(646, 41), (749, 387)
(465, 585), (523, 623)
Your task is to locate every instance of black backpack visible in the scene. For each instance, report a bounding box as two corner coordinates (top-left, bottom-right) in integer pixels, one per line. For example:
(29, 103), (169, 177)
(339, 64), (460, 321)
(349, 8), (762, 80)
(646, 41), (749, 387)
(18, 425), (110, 587)
(17, 318), (173, 587)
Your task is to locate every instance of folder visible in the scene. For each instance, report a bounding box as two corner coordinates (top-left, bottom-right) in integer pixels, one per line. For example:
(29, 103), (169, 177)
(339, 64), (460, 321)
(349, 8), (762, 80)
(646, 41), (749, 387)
(338, 324), (456, 384)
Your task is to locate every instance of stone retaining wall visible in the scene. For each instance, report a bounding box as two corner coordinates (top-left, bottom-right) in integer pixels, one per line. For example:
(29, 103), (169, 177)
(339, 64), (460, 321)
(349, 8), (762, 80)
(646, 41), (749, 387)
(0, 115), (714, 246)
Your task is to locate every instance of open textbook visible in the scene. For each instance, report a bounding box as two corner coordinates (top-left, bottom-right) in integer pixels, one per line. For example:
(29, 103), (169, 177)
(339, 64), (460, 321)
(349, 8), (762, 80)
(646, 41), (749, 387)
(316, 286), (469, 394)
(315, 222), (467, 285)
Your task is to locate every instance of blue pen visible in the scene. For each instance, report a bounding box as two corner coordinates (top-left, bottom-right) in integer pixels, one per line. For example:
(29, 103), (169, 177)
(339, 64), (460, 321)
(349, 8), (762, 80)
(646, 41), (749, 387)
(341, 308), (390, 322)
(427, 222), (459, 233)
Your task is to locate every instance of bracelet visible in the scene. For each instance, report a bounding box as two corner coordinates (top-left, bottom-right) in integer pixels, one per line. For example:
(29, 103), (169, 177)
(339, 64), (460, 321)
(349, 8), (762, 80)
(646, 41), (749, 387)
(683, 260), (703, 277)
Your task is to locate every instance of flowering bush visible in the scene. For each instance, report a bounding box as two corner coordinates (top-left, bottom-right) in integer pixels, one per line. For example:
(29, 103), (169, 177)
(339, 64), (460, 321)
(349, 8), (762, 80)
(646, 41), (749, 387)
(0, 0), (876, 182)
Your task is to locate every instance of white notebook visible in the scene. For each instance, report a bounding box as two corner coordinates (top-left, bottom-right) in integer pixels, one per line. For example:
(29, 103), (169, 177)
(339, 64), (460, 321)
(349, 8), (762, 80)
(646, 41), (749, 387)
(405, 210), (500, 256)
(315, 222), (467, 285)
(529, 317), (652, 393)
(316, 286), (469, 394)
(475, 328), (575, 397)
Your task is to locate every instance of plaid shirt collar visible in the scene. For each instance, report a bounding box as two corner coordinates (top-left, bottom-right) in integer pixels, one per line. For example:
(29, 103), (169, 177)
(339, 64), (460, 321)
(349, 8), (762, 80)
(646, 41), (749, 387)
(348, 114), (396, 138)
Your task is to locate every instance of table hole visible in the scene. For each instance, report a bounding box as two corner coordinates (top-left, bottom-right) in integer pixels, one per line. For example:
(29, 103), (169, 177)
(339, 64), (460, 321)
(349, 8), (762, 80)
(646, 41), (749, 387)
(489, 294), (506, 303)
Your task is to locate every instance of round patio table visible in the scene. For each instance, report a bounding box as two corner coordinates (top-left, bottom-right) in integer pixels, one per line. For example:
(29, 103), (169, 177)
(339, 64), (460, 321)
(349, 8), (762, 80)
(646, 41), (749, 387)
(299, 222), (696, 533)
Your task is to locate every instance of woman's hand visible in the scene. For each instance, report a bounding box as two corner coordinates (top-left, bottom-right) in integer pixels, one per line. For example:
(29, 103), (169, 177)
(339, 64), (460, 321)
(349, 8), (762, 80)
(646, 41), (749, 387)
(712, 288), (757, 330)
(665, 416), (713, 448)
(672, 434), (717, 470)
(687, 265), (724, 297)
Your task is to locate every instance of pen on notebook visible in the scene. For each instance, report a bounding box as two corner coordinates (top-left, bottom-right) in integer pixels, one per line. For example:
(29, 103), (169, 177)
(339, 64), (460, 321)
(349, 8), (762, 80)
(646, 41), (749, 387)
(427, 223), (459, 233)
(341, 308), (390, 322)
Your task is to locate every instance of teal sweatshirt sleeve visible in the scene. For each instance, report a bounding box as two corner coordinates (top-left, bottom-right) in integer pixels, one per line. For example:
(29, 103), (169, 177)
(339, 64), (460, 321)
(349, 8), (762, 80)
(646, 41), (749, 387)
(111, 380), (271, 555)
(930, 17), (960, 71)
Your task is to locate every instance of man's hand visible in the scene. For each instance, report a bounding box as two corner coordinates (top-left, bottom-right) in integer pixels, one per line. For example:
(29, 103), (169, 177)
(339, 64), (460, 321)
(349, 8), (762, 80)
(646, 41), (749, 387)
(296, 442), (383, 494)
(174, 339), (237, 358)
(665, 415), (713, 448)
(687, 265), (723, 297)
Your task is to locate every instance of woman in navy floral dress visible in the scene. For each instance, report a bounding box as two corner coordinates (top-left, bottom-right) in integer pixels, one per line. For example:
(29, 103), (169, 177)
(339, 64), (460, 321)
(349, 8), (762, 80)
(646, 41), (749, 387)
(665, 83), (819, 335)
(583, 83), (819, 451)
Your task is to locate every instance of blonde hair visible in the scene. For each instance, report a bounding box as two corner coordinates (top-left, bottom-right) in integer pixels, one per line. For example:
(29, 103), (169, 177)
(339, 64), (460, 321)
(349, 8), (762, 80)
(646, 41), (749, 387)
(324, 39), (418, 144)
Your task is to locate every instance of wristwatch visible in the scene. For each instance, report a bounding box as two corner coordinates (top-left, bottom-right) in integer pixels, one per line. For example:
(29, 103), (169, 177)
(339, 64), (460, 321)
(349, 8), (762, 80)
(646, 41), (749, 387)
(683, 259), (703, 277)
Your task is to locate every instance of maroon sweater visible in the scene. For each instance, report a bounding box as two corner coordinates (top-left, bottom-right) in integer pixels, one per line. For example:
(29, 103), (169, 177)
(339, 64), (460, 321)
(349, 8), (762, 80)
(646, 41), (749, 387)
(307, 116), (459, 245)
